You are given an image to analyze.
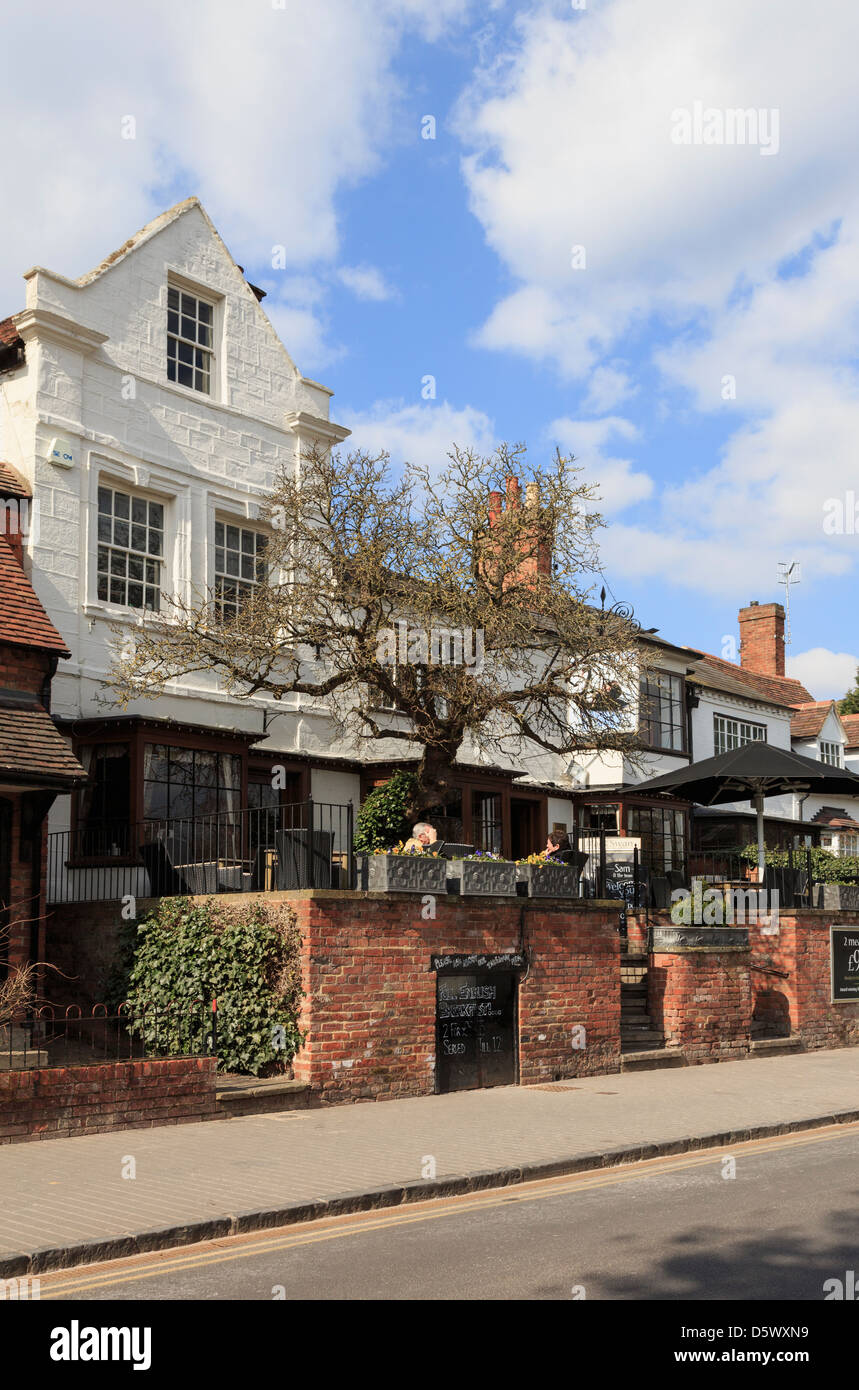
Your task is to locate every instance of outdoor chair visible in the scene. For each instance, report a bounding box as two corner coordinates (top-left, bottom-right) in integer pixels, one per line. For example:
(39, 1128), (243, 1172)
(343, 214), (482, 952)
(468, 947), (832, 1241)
(274, 828), (334, 889)
(650, 875), (672, 910)
(139, 838), (195, 896)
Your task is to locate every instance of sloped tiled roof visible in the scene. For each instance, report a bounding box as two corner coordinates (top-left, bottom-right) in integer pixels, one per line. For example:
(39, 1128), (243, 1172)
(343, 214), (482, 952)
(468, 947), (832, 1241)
(810, 806), (859, 829)
(687, 650), (814, 707)
(0, 461), (30, 499)
(790, 700), (836, 740)
(0, 537), (69, 655)
(842, 714), (859, 749)
(0, 704), (85, 786)
(687, 655), (793, 711)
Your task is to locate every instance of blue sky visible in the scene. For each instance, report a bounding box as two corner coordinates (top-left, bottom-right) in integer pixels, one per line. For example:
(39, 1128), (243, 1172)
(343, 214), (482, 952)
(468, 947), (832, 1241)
(4, 0), (858, 696)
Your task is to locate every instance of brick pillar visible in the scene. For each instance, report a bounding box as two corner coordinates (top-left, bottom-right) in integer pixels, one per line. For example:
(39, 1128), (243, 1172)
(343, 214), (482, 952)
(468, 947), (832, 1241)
(649, 949), (752, 1062)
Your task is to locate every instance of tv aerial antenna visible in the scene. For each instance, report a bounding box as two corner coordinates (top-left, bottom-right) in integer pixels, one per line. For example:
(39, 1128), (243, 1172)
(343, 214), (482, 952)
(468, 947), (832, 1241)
(777, 561), (801, 646)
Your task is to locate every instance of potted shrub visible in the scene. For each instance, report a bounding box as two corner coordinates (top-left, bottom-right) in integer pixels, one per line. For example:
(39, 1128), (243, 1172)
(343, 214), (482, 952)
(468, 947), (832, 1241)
(516, 852), (583, 898)
(356, 843), (448, 894)
(446, 850), (517, 897)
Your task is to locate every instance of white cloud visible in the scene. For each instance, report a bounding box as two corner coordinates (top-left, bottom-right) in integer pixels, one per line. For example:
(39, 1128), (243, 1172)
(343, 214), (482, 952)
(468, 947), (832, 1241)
(457, 0), (859, 375)
(454, 0), (859, 599)
(337, 264), (398, 301)
(787, 648), (858, 702)
(583, 365), (637, 414)
(0, 0), (471, 315)
(341, 399), (497, 475)
(547, 415), (652, 514)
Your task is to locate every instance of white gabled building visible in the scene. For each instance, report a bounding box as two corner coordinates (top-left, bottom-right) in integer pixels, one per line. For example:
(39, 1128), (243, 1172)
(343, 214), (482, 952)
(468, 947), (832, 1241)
(0, 198), (364, 875)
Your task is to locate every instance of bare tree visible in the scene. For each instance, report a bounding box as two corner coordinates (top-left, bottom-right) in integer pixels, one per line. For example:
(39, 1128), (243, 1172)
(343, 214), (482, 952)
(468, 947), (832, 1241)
(0, 902), (39, 1032)
(106, 442), (648, 811)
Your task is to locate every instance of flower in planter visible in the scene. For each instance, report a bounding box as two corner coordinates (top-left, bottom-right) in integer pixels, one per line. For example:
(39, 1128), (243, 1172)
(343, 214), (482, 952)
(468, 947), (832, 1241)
(372, 841), (441, 858)
(463, 849), (507, 861)
(516, 852), (557, 866)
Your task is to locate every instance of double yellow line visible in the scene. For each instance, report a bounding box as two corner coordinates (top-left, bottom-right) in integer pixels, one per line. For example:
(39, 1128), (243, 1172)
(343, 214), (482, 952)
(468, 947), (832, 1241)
(37, 1121), (859, 1298)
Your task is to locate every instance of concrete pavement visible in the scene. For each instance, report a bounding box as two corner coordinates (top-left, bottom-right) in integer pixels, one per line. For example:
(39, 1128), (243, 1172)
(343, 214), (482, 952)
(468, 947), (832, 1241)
(2, 1047), (859, 1276)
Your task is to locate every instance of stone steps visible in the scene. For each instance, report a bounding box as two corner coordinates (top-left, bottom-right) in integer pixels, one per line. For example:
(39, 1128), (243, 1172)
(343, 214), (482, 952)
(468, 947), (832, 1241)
(749, 1036), (803, 1058)
(215, 1075), (312, 1117)
(620, 969), (665, 1052)
(621, 1048), (687, 1072)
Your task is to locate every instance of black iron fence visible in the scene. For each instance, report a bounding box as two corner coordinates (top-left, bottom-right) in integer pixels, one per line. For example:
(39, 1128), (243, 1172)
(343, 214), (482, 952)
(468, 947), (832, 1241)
(570, 831), (815, 910)
(0, 1000), (218, 1071)
(47, 799), (354, 904)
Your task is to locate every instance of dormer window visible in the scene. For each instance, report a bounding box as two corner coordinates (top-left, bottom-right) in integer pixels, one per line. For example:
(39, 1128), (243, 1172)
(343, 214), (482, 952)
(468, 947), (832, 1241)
(821, 740), (843, 767)
(167, 286), (213, 394)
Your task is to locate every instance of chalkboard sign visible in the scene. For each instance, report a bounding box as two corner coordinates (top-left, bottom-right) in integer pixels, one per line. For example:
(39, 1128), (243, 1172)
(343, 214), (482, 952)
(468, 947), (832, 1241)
(830, 926), (859, 1003)
(436, 967), (518, 1092)
(603, 860), (648, 910)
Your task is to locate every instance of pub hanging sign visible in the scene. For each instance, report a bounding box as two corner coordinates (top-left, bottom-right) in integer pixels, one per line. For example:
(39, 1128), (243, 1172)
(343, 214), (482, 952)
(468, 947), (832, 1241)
(830, 925), (859, 1003)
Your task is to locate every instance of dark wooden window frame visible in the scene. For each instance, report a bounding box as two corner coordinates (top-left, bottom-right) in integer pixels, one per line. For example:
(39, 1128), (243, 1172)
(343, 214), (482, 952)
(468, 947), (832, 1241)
(69, 722), (258, 866)
(637, 667), (689, 756)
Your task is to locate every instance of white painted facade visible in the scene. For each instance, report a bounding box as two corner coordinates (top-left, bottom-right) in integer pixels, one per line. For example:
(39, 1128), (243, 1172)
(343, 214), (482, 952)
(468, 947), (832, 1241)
(0, 199), (359, 836)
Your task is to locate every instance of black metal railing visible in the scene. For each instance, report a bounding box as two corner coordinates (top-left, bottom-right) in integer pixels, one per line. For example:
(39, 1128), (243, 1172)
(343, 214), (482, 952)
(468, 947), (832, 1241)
(0, 1000), (218, 1071)
(47, 799), (354, 904)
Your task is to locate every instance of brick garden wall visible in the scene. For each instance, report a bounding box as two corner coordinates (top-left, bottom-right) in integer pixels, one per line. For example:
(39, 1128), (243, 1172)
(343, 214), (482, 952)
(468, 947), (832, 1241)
(288, 891), (622, 1102)
(648, 947), (752, 1062)
(749, 912), (859, 1049)
(0, 1057), (218, 1144)
(44, 896), (145, 1005)
(631, 909), (859, 1063)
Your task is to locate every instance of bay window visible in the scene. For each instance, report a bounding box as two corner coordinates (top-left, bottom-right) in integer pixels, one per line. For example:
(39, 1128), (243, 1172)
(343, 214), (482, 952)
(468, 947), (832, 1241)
(638, 671), (686, 752)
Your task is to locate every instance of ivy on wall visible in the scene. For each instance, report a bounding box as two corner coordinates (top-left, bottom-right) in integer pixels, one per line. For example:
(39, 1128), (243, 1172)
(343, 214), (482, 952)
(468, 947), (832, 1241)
(117, 897), (304, 1076)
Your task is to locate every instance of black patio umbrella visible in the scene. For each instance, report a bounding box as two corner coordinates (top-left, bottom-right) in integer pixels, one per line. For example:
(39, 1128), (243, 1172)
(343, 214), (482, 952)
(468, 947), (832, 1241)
(630, 743), (859, 880)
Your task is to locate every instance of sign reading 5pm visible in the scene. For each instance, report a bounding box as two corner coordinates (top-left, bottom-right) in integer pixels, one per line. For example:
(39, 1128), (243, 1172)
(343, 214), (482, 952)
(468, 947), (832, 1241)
(830, 926), (859, 1003)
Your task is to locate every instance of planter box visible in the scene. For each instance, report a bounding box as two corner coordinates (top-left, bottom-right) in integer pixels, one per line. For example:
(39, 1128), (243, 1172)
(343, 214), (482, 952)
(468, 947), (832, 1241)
(356, 854), (448, 894)
(516, 862), (582, 898)
(446, 859), (518, 897)
(815, 882), (859, 911)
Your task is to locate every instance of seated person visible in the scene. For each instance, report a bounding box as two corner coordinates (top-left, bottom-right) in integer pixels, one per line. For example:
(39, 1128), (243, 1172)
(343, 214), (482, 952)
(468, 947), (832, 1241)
(544, 830), (569, 860)
(401, 821), (439, 854)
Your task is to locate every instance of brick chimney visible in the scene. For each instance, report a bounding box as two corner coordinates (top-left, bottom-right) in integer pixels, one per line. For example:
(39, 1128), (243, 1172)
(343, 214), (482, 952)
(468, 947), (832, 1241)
(738, 600), (785, 677)
(484, 476), (552, 586)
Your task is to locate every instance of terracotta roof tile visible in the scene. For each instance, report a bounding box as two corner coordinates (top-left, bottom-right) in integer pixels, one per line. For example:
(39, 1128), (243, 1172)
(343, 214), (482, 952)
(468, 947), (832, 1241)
(841, 715), (859, 749)
(0, 705), (85, 785)
(0, 461), (31, 499)
(691, 652), (814, 706)
(687, 656), (792, 710)
(810, 805), (859, 829)
(0, 537), (70, 655)
(790, 700), (835, 740)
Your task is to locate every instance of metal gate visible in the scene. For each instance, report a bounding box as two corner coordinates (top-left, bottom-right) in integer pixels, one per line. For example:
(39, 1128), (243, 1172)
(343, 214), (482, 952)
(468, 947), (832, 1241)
(434, 953), (521, 1093)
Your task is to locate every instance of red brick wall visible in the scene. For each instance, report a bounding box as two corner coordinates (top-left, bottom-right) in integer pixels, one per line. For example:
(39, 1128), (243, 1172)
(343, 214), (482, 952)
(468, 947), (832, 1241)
(749, 912), (859, 1049)
(290, 892), (621, 1101)
(648, 949), (752, 1062)
(0, 1058), (218, 1144)
(0, 644), (48, 692)
(2, 792), (51, 974)
(628, 910), (859, 1062)
(44, 897), (139, 1004)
